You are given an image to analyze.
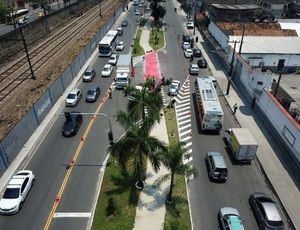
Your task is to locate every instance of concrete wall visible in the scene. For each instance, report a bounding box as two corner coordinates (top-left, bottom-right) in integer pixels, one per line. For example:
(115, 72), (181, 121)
(0, 5), (123, 176)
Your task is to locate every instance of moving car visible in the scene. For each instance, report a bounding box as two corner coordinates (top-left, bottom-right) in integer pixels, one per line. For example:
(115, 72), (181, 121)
(181, 42), (191, 50)
(62, 112), (83, 136)
(122, 20), (128, 27)
(116, 41), (125, 51)
(135, 9), (140, 15)
(101, 64), (113, 77)
(249, 192), (284, 230)
(109, 54), (118, 65)
(0, 170), (35, 215)
(65, 88), (82, 107)
(86, 86), (101, 102)
(182, 34), (193, 43)
(205, 150), (228, 182)
(184, 49), (193, 58)
(117, 27), (123, 36)
(168, 80), (181, 96)
(82, 67), (96, 82)
(193, 48), (201, 57)
(218, 207), (245, 230)
(197, 58), (208, 68)
(189, 64), (199, 75)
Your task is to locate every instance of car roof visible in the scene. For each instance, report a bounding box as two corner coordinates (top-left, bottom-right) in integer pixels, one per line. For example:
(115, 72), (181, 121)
(191, 64), (198, 67)
(70, 88), (80, 94)
(88, 86), (99, 91)
(261, 201), (283, 222)
(104, 64), (112, 67)
(207, 151), (227, 168)
(186, 49), (192, 52)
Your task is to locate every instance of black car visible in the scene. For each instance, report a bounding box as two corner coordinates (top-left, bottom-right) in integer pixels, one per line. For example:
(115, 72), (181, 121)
(182, 34), (193, 43)
(86, 86), (101, 102)
(197, 58), (207, 68)
(193, 48), (201, 57)
(62, 112), (83, 137)
(122, 20), (128, 27)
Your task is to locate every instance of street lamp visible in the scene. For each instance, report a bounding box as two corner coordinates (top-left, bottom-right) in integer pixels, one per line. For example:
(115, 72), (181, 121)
(18, 22), (36, 80)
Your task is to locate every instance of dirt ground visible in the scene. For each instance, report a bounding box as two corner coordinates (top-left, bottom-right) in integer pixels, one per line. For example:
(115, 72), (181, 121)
(0, 4), (121, 141)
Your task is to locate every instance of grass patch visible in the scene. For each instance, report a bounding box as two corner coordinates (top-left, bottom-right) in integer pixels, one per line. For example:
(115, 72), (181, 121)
(91, 159), (140, 230)
(149, 29), (164, 51)
(163, 107), (192, 230)
(132, 30), (144, 57)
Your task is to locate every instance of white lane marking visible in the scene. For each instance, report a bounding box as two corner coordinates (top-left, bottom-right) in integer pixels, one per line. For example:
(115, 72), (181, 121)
(54, 212), (92, 218)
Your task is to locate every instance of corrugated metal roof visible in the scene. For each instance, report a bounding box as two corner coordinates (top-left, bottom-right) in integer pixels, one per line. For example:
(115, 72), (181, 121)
(212, 4), (261, 10)
(278, 21), (300, 37)
(228, 36), (300, 54)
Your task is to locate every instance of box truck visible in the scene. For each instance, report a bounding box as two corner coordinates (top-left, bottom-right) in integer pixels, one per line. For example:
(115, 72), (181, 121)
(224, 128), (258, 163)
(115, 54), (133, 89)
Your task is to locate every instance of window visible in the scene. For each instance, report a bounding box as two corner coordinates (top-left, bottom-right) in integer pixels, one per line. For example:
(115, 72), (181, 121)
(21, 178), (29, 193)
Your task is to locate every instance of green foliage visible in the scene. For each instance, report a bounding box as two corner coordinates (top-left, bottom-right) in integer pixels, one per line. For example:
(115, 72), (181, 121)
(151, 0), (166, 21)
(139, 17), (148, 26)
(106, 197), (117, 217)
(0, 1), (9, 23)
(149, 30), (164, 51)
(132, 30), (144, 57)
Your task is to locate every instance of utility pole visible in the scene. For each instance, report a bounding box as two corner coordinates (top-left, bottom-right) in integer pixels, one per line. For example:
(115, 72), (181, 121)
(99, 0), (102, 18)
(18, 22), (36, 80)
(226, 40), (239, 95)
(239, 24), (245, 54)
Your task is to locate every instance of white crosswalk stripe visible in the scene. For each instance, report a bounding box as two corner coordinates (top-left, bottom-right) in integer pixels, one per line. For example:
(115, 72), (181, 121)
(133, 56), (145, 66)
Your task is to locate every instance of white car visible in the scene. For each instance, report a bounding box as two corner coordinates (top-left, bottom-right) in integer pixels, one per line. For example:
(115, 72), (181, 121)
(189, 64), (199, 75)
(181, 42), (190, 50)
(135, 9), (140, 15)
(65, 88), (82, 107)
(109, 54), (118, 65)
(184, 49), (193, 58)
(187, 22), (194, 29)
(0, 170), (35, 215)
(101, 64), (113, 77)
(168, 80), (181, 96)
(116, 41), (125, 51)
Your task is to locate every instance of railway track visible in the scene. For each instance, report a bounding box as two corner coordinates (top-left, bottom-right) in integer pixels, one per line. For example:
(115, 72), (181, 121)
(0, 0), (117, 102)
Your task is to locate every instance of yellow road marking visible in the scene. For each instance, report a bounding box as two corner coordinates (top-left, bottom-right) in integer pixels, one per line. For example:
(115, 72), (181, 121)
(44, 88), (113, 230)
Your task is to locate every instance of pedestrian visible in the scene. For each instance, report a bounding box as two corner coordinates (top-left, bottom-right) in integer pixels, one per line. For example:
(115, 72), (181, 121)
(108, 87), (112, 99)
(233, 103), (238, 115)
(162, 75), (165, 85)
(190, 55), (194, 62)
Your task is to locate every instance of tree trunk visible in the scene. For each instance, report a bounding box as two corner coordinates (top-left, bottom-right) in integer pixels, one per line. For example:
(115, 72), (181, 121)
(167, 171), (175, 202)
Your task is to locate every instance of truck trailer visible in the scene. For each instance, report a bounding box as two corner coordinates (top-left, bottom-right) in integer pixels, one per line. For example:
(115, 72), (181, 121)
(115, 54), (133, 89)
(224, 128), (258, 163)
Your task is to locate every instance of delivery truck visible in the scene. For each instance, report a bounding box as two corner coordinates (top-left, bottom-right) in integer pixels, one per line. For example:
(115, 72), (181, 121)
(224, 128), (258, 163)
(115, 54), (133, 89)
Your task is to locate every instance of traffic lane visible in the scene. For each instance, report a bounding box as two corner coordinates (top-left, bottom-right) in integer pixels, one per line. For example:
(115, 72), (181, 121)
(0, 110), (91, 229)
(188, 90), (266, 230)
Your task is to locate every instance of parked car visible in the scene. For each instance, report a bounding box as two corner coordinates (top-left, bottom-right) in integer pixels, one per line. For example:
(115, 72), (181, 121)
(135, 9), (140, 15)
(218, 207), (245, 230)
(62, 112), (83, 136)
(168, 80), (181, 96)
(249, 192), (284, 230)
(101, 64), (113, 77)
(0, 170), (35, 215)
(184, 49), (193, 58)
(109, 54), (118, 65)
(86, 86), (101, 102)
(82, 67), (96, 82)
(182, 42), (191, 50)
(193, 48), (202, 57)
(65, 88), (82, 107)
(122, 20), (128, 27)
(205, 150), (228, 182)
(116, 41), (125, 51)
(189, 64), (199, 75)
(182, 34), (193, 43)
(197, 58), (208, 68)
(187, 22), (194, 29)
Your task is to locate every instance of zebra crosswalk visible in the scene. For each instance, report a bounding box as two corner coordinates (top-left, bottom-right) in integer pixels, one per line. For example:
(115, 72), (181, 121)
(133, 56), (145, 66)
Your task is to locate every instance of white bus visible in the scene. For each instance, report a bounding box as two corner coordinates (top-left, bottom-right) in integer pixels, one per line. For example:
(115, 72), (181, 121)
(98, 30), (119, 57)
(195, 77), (224, 131)
(6, 9), (29, 24)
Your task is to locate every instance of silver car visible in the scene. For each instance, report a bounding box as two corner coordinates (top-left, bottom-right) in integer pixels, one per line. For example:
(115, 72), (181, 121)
(82, 68), (96, 82)
(66, 88), (82, 107)
(218, 207), (245, 230)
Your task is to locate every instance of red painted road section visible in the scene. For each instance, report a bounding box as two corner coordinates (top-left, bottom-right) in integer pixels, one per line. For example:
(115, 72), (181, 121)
(144, 52), (161, 80)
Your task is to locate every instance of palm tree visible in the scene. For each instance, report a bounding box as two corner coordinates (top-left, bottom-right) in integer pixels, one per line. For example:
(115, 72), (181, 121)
(108, 110), (167, 188)
(127, 78), (164, 122)
(152, 142), (197, 202)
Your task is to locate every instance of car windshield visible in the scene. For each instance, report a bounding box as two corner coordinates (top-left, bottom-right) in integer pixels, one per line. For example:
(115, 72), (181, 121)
(3, 187), (20, 199)
(103, 67), (110, 71)
(84, 71), (92, 76)
(87, 90), (95, 96)
(67, 93), (76, 99)
(215, 168), (227, 173)
(268, 220), (284, 227)
(109, 57), (115, 60)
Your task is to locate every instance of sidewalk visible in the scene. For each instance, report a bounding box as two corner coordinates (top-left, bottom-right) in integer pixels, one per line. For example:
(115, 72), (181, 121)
(133, 29), (170, 230)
